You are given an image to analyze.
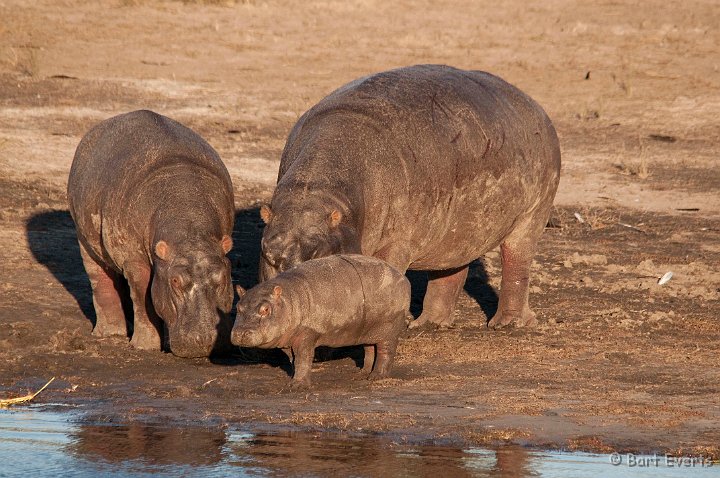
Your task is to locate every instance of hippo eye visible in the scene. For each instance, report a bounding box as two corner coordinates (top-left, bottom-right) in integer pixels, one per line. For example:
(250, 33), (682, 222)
(258, 303), (271, 317)
(170, 275), (183, 290)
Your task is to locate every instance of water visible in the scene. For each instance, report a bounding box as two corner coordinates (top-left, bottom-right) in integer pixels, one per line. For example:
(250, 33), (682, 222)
(0, 406), (716, 477)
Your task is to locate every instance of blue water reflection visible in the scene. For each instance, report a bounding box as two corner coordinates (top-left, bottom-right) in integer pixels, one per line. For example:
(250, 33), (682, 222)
(0, 407), (715, 477)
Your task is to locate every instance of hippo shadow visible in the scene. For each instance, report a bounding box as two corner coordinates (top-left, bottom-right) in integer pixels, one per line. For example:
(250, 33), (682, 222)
(407, 260), (499, 325)
(212, 206), (292, 373)
(26, 210), (134, 330)
(462, 259), (499, 322)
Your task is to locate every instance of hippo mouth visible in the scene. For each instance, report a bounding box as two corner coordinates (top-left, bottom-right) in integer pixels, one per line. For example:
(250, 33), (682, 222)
(167, 334), (216, 358)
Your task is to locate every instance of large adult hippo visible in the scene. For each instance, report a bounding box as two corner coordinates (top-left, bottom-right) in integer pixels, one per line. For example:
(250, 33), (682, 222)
(259, 65), (560, 329)
(68, 110), (235, 356)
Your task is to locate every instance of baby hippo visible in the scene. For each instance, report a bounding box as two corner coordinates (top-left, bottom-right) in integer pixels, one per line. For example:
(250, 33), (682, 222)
(232, 254), (410, 388)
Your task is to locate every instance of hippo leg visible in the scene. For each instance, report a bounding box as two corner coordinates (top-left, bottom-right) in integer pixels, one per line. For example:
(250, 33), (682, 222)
(368, 336), (398, 380)
(409, 265), (469, 329)
(124, 262), (162, 350)
(289, 336), (316, 389)
(360, 345), (375, 374)
(79, 243), (127, 337)
(488, 209), (548, 329)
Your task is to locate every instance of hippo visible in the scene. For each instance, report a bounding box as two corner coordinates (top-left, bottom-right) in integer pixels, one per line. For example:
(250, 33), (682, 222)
(68, 110), (235, 357)
(232, 254), (411, 388)
(258, 64), (561, 329)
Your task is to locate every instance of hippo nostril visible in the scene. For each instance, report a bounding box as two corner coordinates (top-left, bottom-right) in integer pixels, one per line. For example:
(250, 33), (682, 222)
(262, 250), (280, 268)
(231, 327), (253, 346)
(231, 328), (243, 345)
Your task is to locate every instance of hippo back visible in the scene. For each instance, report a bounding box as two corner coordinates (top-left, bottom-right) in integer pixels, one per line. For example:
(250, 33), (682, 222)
(274, 65), (560, 270)
(68, 110), (234, 267)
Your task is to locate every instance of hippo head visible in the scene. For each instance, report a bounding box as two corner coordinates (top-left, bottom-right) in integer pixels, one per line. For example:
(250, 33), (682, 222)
(231, 283), (290, 348)
(150, 235), (234, 358)
(258, 199), (359, 281)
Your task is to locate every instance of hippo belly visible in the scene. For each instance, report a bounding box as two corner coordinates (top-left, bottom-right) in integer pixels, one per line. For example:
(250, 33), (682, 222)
(404, 175), (530, 271)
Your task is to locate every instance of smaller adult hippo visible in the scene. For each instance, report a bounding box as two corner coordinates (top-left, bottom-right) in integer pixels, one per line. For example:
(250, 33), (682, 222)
(68, 110), (235, 357)
(232, 254), (410, 388)
(259, 64), (561, 329)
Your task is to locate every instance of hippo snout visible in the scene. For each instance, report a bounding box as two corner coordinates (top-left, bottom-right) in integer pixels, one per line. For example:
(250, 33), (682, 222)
(168, 331), (217, 358)
(231, 326), (262, 348)
(230, 326), (248, 346)
(261, 249), (287, 271)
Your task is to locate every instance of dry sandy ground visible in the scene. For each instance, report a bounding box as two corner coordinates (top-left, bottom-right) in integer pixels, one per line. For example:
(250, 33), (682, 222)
(1, 0), (719, 458)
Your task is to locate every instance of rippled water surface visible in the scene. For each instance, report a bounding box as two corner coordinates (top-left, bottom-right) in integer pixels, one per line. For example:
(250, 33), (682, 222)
(0, 406), (716, 477)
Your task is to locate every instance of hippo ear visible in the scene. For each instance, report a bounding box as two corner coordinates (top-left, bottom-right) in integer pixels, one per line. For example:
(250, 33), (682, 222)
(260, 205), (273, 224)
(272, 285), (283, 300)
(235, 284), (246, 297)
(155, 240), (170, 260)
(329, 210), (342, 228)
(220, 234), (233, 254)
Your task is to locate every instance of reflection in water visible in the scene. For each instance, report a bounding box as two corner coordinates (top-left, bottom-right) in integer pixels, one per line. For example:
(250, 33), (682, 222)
(493, 446), (539, 477)
(2, 408), (717, 477)
(71, 421), (227, 467)
(227, 431), (490, 477)
(3, 408), (527, 477)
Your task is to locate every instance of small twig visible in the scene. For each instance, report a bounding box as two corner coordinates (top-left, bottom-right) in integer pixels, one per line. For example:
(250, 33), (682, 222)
(618, 222), (647, 234)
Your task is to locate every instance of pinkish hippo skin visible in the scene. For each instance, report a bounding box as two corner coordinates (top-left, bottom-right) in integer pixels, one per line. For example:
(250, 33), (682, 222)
(232, 254), (411, 389)
(259, 64), (561, 329)
(68, 110), (235, 357)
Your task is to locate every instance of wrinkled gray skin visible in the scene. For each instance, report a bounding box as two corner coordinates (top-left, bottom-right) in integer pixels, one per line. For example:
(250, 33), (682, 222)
(233, 254), (410, 388)
(260, 64), (561, 329)
(68, 110), (235, 357)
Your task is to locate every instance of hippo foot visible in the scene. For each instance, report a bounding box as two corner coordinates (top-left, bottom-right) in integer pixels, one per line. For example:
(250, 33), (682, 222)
(92, 322), (126, 338)
(129, 329), (162, 351)
(367, 370), (390, 381)
(288, 377), (312, 391)
(488, 309), (538, 329)
(354, 371), (372, 381)
(408, 312), (455, 330)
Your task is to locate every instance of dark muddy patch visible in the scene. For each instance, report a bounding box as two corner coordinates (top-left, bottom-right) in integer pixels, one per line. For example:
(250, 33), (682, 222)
(646, 164), (720, 195)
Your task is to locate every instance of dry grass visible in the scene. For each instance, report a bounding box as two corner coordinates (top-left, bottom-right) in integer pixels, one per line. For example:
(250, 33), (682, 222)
(462, 427), (531, 446)
(0, 377), (54, 408)
(275, 411), (418, 430)
(566, 435), (616, 454)
(6, 47), (40, 78)
(617, 156), (650, 179)
(554, 206), (621, 230)
(616, 135), (651, 179)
